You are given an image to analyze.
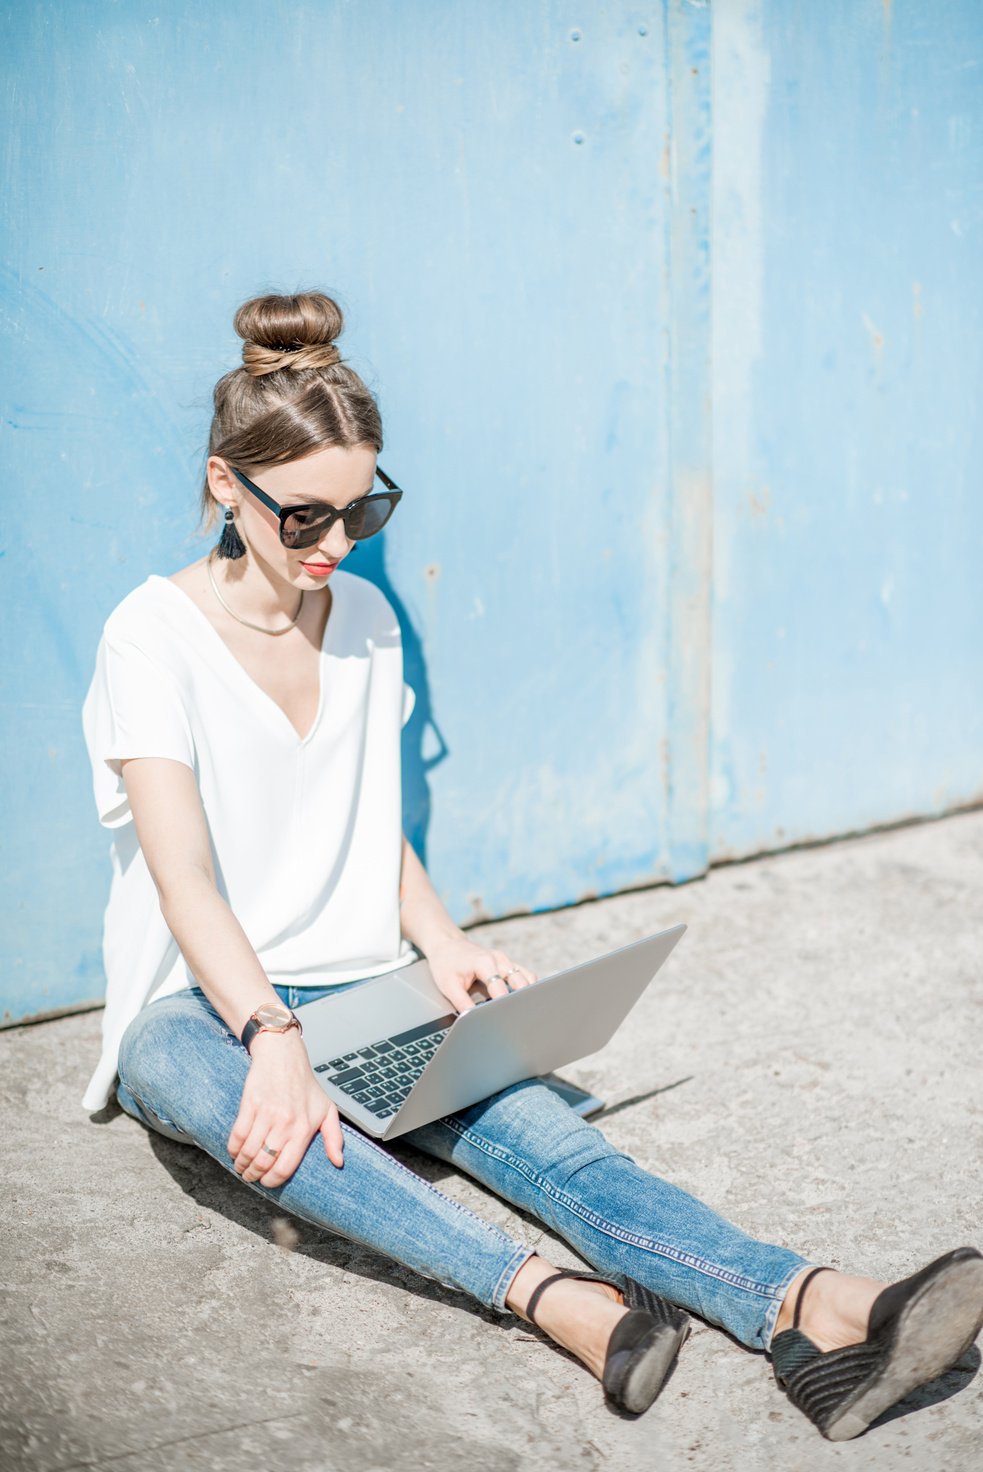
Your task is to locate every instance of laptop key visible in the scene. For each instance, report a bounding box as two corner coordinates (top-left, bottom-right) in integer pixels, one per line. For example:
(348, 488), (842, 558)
(387, 1015), (457, 1048)
(330, 1067), (366, 1088)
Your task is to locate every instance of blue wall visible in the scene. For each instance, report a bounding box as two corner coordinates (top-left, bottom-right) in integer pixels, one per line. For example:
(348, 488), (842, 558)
(2, 1), (981, 1023)
(710, 0), (983, 858)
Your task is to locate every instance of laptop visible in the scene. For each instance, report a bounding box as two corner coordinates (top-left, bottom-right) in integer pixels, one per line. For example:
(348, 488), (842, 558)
(298, 923), (686, 1140)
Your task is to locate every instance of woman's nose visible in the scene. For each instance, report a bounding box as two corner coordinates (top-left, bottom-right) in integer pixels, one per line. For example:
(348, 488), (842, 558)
(318, 518), (353, 559)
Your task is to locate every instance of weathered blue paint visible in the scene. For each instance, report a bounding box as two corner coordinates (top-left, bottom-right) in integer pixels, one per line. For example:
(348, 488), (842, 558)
(710, 0), (983, 860)
(1, 1), (981, 1024)
(1, 2), (676, 1022)
(665, 0), (713, 884)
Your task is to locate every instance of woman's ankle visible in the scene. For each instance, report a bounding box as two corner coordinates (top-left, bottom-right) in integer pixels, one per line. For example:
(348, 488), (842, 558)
(505, 1256), (623, 1321)
(504, 1254), (559, 1322)
(776, 1267), (885, 1352)
(504, 1258), (626, 1379)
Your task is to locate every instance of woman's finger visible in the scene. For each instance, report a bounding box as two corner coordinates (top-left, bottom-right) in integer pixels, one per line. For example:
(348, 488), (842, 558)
(247, 1134), (289, 1184)
(506, 963), (537, 988)
(320, 1108), (345, 1168)
(487, 953), (537, 995)
(480, 968), (510, 999)
(258, 1137), (306, 1189)
(227, 1105), (256, 1160)
(235, 1120), (280, 1181)
(478, 951), (516, 998)
(493, 953), (523, 988)
(441, 978), (478, 1013)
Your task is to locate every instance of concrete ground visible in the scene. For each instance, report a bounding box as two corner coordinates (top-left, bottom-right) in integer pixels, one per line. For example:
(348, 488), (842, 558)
(3, 809), (982, 1472)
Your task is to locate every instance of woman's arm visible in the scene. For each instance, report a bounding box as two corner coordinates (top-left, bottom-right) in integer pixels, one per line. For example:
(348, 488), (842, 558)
(121, 756), (344, 1182)
(398, 833), (538, 1012)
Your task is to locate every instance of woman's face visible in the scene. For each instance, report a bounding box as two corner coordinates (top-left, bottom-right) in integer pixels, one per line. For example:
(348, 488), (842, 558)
(208, 444), (379, 587)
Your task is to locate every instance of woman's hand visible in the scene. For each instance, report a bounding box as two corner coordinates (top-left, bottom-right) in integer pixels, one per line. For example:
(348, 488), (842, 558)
(424, 934), (538, 1014)
(399, 837), (538, 1012)
(227, 1030), (344, 1187)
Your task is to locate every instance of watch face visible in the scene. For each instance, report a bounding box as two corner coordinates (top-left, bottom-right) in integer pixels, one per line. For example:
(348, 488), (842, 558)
(254, 1002), (291, 1029)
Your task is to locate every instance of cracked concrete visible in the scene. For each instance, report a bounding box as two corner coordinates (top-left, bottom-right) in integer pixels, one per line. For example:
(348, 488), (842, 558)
(3, 810), (982, 1470)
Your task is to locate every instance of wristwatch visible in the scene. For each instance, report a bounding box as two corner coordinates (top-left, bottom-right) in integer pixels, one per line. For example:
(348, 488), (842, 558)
(240, 1001), (303, 1053)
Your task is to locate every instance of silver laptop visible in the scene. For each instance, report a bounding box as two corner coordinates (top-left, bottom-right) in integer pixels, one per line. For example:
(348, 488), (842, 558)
(298, 923), (686, 1140)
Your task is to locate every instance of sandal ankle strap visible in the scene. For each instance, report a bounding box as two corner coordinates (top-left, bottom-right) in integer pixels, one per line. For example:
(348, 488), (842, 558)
(524, 1271), (571, 1327)
(792, 1266), (831, 1331)
(524, 1268), (623, 1327)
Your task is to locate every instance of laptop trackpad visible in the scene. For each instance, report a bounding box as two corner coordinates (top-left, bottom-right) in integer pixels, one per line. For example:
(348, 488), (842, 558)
(296, 960), (452, 1061)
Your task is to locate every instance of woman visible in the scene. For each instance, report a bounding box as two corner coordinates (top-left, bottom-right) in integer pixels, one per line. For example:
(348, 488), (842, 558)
(82, 291), (983, 1440)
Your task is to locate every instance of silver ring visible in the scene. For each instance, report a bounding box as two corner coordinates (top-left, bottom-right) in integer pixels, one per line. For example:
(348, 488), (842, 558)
(486, 973), (506, 985)
(502, 967), (519, 979)
(261, 1143), (280, 1158)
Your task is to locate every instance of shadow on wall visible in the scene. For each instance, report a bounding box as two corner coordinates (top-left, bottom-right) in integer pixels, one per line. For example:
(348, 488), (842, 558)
(353, 536), (447, 869)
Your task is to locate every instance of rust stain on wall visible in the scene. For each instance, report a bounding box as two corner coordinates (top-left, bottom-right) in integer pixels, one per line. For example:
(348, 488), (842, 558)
(862, 311), (885, 356)
(748, 486), (771, 520)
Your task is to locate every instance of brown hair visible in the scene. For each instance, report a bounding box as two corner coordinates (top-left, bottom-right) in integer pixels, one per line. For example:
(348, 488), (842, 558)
(201, 291), (383, 528)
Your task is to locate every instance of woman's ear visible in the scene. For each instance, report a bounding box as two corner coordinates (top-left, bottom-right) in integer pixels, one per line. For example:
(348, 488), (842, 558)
(206, 456), (239, 512)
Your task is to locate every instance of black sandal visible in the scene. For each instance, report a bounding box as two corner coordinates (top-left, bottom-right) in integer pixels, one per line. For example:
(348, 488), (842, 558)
(771, 1246), (983, 1440)
(524, 1268), (690, 1415)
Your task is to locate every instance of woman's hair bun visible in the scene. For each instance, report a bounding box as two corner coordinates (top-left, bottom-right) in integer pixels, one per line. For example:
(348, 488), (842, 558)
(234, 292), (345, 377)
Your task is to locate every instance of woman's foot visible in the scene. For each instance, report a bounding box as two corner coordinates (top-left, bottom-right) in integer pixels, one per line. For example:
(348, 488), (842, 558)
(507, 1256), (627, 1378)
(772, 1248), (983, 1441)
(775, 1265), (886, 1351)
(506, 1256), (690, 1412)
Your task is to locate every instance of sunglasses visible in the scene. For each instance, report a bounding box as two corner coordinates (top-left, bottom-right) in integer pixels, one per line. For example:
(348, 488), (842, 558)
(229, 465), (402, 549)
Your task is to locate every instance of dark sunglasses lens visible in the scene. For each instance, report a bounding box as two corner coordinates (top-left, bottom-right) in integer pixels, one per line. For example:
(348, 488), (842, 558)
(346, 495), (397, 540)
(281, 507), (335, 548)
(281, 494), (399, 547)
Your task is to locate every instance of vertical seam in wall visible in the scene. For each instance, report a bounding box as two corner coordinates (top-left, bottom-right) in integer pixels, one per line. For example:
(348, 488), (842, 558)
(664, 0), (714, 885)
(660, 1), (675, 851)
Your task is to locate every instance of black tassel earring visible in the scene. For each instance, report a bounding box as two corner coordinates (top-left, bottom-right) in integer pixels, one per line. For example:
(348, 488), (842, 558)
(216, 506), (246, 560)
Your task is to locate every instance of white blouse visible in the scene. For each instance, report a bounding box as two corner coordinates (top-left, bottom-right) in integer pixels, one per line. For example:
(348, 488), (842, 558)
(80, 569), (416, 1112)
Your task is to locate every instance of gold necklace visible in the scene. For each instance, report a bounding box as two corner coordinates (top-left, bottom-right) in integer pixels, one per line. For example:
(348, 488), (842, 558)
(206, 557), (304, 636)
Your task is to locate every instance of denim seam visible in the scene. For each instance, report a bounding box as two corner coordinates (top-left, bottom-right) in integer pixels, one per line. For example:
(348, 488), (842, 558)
(492, 1245), (537, 1313)
(763, 1261), (819, 1352)
(442, 1118), (785, 1301)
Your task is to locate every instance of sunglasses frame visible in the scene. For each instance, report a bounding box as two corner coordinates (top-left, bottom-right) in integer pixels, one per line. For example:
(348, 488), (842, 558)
(229, 464), (403, 547)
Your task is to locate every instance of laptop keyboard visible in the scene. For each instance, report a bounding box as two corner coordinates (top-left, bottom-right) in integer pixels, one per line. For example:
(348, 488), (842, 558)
(313, 1013), (457, 1120)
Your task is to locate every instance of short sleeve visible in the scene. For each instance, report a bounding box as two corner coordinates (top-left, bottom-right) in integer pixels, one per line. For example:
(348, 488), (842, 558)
(82, 635), (195, 828)
(401, 682), (416, 729)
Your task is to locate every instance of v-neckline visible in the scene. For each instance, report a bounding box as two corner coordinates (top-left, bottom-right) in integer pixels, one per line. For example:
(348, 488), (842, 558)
(152, 573), (340, 745)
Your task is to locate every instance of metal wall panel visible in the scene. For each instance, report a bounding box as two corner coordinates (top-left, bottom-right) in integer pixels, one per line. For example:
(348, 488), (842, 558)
(3, 1), (980, 1025)
(1, 2), (678, 1021)
(711, 0), (983, 858)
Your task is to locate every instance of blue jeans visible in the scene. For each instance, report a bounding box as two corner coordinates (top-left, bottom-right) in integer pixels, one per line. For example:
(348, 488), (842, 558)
(116, 981), (809, 1350)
